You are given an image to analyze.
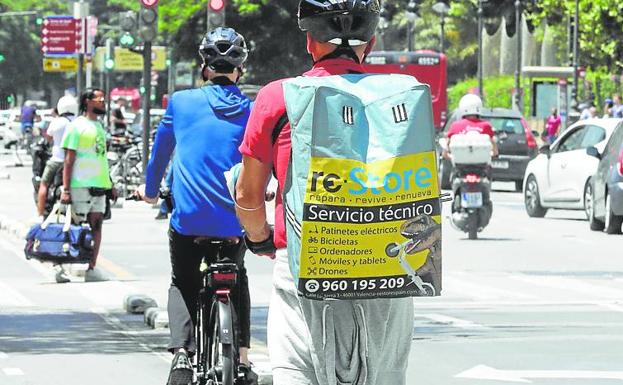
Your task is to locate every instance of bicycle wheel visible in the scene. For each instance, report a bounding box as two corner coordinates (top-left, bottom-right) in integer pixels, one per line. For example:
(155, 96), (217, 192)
(195, 291), (208, 385)
(207, 300), (235, 385)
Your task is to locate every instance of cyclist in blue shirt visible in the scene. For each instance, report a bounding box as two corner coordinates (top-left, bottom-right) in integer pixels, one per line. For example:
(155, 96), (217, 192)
(135, 27), (256, 385)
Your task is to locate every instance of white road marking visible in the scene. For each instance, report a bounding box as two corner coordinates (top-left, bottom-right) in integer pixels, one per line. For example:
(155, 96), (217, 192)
(90, 307), (171, 364)
(416, 313), (490, 330)
(455, 364), (623, 382)
(511, 275), (623, 300)
(442, 274), (537, 300)
(2, 368), (24, 376)
(601, 303), (623, 312)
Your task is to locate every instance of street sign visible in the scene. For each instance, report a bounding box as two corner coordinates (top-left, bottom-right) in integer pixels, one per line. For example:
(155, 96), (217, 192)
(94, 46), (167, 72)
(43, 56), (79, 72)
(40, 16), (80, 55)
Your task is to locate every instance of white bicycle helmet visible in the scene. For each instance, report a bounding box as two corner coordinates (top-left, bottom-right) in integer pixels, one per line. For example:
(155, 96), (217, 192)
(458, 94), (483, 117)
(57, 95), (78, 116)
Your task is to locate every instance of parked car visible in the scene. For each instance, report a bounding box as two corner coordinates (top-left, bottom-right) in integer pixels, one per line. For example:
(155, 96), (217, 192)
(438, 108), (538, 191)
(586, 121), (623, 234)
(523, 118), (621, 218)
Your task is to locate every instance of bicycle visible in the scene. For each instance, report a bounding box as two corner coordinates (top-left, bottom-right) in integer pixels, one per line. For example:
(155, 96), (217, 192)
(127, 191), (247, 385)
(193, 238), (242, 385)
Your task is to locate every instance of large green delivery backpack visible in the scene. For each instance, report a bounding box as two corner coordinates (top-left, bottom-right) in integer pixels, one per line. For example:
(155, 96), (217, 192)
(282, 73), (442, 300)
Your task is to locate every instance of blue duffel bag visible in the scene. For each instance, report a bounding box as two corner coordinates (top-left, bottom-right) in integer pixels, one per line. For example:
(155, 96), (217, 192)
(24, 203), (94, 264)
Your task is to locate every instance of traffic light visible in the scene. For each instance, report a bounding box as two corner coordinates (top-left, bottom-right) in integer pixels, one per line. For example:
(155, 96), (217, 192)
(35, 15), (44, 26)
(119, 11), (137, 48)
(120, 32), (136, 48)
(104, 38), (115, 71)
(208, 0), (226, 28)
(6, 95), (14, 104)
(138, 5), (158, 42)
(0, 53), (5, 64)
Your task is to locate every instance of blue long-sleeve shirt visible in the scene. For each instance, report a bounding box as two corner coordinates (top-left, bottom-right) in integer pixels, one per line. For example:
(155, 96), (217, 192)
(145, 84), (252, 237)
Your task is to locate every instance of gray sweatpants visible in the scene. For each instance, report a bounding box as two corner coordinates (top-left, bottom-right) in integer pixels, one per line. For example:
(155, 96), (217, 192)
(268, 250), (414, 385)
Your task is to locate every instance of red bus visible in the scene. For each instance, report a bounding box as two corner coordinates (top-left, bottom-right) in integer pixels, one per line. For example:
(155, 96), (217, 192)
(362, 50), (448, 131)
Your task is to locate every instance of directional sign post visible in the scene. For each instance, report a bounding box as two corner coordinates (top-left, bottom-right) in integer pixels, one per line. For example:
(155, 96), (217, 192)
(43, 56), (78, 72)
(41, 16), (78, 55)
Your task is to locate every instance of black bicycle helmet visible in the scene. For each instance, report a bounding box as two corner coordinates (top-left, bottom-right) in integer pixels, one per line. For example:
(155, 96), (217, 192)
(198, 27), (248, 74)
(298, 0), (381, 46)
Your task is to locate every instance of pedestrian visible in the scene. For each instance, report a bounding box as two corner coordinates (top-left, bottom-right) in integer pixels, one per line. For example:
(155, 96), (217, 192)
(603, 98), (614, 118)
(545, 107), (561, 144)
(579, 102), (592, 120)
(110, 107), (127, 137)
(19, 101), (39, 145)
(134, 27), (257, 385)
(37, 95), (78, 219)
(235, 1), (414, 384)
(613, 95), (623, 118)
(60, 88), (117, 282)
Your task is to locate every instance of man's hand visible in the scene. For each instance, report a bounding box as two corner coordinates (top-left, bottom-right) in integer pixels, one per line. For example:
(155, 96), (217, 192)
(135, 184), (158, 204)
(60, 189), (72, 204)
(244, 226), (276, 259)
(111, 187), (119, 202)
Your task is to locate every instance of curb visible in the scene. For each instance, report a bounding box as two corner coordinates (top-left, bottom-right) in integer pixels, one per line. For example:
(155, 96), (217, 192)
(123, 294), (158, 314)
(143, 307), (168, 329)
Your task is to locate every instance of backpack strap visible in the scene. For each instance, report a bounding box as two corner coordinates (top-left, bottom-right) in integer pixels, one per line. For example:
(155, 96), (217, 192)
(271, 112), (289, 146)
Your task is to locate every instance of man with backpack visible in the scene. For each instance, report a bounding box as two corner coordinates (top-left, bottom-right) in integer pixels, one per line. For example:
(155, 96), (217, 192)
(235, 1), (434, 384)
(134, 27), (257, 385)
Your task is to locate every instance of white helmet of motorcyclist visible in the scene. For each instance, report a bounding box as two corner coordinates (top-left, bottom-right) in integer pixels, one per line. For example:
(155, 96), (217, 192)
(458, 93), (483, 117)
(57, 95), (78, 116)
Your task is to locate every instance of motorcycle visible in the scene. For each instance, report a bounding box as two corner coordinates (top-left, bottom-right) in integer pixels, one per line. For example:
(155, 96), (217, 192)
(446, 132), (493, 240)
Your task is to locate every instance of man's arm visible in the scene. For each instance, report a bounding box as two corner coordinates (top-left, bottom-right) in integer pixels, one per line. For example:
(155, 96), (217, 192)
(61, 149), (76, 203)
(142, 103), (175, 202)
(235, 155), (272, 242)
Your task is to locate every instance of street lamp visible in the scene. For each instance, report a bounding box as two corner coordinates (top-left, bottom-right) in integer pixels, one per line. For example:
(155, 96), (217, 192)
(406, 1), (418, 52)
(432, 2), (450, 54)
(514, 0), (522, 112)
(571, 0), (579, 112)
(477, 0), (485, 102)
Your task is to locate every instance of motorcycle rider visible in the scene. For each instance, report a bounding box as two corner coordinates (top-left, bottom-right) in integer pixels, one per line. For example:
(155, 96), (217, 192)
(444, 94), (496, 239)
(443, 93), (498, 160)
(37, 95), (78, 219)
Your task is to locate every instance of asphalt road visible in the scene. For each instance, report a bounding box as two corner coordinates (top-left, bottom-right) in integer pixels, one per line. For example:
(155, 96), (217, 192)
(1, 155), (622, 385)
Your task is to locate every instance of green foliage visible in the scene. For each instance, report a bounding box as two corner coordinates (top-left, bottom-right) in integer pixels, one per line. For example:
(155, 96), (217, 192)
(448, 75), (531, 112)
(527, 0), (623, 71)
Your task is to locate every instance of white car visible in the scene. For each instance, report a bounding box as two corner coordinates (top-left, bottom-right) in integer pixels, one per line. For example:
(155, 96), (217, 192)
(523, 118), (621, 218)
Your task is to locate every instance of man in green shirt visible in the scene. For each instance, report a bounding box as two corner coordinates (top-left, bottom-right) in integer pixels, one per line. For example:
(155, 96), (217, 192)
(61, 88), (116, 282)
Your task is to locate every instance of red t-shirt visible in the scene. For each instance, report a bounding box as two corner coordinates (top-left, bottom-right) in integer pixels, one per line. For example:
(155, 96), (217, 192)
(239, 58), (366, 249)
(446, 117), (495, 139)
